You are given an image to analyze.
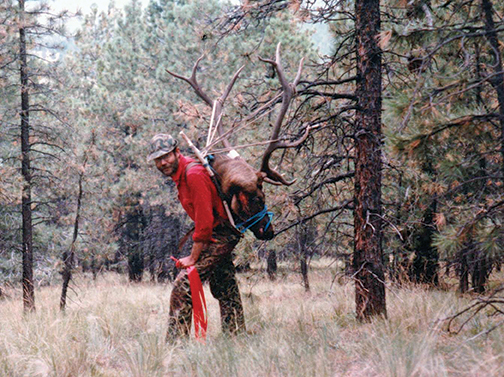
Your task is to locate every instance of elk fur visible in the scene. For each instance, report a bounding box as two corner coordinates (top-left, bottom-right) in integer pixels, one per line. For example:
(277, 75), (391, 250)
(210, 154), (273, 240)
(211, 155), (266, 196)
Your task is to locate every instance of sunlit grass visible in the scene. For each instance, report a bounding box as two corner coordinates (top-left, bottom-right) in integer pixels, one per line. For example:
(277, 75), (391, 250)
(1, 262), (503, 376)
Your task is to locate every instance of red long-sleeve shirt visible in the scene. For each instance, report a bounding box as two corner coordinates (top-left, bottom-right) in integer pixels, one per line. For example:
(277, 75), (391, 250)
(171, 154), (228, 243)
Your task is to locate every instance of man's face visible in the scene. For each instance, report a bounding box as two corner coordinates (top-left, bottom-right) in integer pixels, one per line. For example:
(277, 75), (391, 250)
(155, 150), (179, 177)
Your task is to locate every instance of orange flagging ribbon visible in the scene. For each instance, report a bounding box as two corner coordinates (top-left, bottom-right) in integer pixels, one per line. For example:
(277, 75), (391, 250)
(171, 256), (208, 340)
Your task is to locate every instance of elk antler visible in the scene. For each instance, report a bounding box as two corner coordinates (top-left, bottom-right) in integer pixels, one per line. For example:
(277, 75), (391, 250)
(166, 56), (245, 151)
(258, 42), (306, 186)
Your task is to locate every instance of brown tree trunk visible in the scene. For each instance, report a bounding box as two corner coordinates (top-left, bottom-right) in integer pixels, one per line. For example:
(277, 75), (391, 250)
(296, 223), (311, 292)
(411, 199), (439, 285)
(19, 0), (35, 313)
(471, 254), (489, 294)
(391, 173), (410, 284)
(266, 250), (277, 281)
(353, 0), (386, 320)
(300, 255), (310, 292)
(458, 249), (469, 294)
(60, 250), (73, 310)
(91, 256), (98, 280)
(60, 168), (85, 311)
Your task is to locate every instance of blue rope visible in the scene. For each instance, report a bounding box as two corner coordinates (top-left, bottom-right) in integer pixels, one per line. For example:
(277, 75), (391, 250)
(235, 205), (273, 234)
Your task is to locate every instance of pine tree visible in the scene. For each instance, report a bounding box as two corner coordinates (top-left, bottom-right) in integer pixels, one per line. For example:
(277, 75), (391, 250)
(18, 0), (36, 312)
(384, 0), (504, 292)
(62, 0), (318, 282)
(0, 0), (75, 307)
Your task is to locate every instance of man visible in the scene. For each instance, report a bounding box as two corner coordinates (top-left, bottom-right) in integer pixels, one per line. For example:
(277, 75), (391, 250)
(147, 133), (246, 340)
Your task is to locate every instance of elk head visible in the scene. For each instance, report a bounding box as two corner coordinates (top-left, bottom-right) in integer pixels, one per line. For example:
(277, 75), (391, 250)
(166, 43), (308, 239)
(211, 155), (273, 240)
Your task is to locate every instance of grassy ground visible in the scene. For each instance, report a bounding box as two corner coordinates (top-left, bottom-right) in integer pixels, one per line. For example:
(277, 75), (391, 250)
(1, 260), (503, 377)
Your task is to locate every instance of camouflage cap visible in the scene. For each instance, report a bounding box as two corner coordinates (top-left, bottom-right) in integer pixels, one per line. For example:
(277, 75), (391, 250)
(147, 134), (179, 162)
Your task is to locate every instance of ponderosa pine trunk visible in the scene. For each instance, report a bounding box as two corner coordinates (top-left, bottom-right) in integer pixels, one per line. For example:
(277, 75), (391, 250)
(19, 0), (35, 312)
(471, 254), (490, 294)
(60, 168), (85, 311)
(353, 0), (386, 320)
(411, 199), (439, 285)
(296, 223), (311, 292)
(458, 246), (470, 293)
(410, 156), (439, 285)
(266, 250), (277, 281)
(301, 255), (310, 292)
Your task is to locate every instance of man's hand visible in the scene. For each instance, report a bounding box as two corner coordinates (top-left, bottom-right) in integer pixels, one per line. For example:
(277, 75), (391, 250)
(178, 256), (197, 268)
(173, 241), (206, 269)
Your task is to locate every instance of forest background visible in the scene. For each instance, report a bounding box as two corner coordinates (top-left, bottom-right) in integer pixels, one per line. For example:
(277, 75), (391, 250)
(1, 0), (503, 375)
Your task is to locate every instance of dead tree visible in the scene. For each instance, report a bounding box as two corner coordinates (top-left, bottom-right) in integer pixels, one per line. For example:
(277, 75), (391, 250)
(60, 156), (86, 311)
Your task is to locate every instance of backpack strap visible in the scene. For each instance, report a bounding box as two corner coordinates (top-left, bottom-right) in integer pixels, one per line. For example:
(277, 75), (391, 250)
(185, 161), (202, 175)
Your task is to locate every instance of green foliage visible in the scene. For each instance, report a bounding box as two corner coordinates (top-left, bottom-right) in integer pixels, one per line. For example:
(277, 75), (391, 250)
(381, 0), (504, 286)
(0, 1), (77, 285)
(1, 0), (503, 294)
(56, 0), (320, 278)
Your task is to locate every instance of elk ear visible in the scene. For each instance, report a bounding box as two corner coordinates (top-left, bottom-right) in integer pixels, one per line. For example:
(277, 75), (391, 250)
(231, 191), (248, 213)
(231, 194), (240, 213)
(238, 191), (248, 209)
(230, 186), (245, 213)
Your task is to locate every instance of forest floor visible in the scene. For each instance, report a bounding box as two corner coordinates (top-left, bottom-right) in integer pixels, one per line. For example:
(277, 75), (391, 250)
(1, 259), (503, 376)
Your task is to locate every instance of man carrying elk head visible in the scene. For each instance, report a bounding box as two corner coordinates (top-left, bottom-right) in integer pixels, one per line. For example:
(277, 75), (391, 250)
(148, 133), (274, 340)
(149, 44), (306, 340)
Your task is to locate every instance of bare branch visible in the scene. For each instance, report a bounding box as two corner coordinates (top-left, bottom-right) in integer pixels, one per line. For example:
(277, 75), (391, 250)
(275, 199), (353, 236)
(293, 172), (355, 205)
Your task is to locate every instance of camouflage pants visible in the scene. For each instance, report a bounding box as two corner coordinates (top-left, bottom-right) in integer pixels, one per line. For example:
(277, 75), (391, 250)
(167, 227), (245, 340)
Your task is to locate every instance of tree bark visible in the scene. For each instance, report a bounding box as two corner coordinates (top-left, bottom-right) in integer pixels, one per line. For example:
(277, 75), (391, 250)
(266, 250), (277, 281)
(300, 255), (310, 292)
(296, 224), (311, 292)
(458, 249), (469, 294)
(353, 0), (386, 320)
(19, 0), (35, 313)
(118, 198), (146, 282)
(471, 253), (489, 294)
(60, 168), (85, 311)
(91, 256), (98, 280)
(411, 199), (439, 285)
(128, 251), (144, 282)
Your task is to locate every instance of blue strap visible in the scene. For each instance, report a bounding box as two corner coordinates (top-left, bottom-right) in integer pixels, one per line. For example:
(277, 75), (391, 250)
(235, 205), (273, 234)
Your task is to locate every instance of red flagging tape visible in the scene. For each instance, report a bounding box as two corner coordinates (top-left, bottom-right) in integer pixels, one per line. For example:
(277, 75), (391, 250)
(187, 266), (207, 340)
(171, 257), (208, 341)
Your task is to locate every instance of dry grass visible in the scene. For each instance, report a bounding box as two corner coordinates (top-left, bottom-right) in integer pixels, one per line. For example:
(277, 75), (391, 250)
(1, 260), (503, 377)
